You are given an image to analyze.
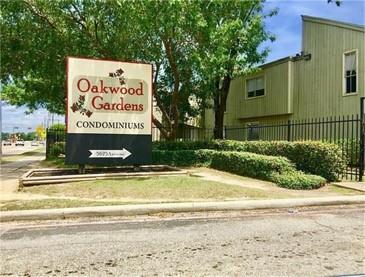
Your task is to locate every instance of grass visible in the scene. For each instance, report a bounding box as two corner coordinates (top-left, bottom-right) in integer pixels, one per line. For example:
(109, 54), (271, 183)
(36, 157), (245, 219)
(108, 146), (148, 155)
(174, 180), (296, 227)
(0, 199), (127, 211)
(3, 176), (363, 212)
(23, 176), (282, 201)
(40, 157), (76, 168)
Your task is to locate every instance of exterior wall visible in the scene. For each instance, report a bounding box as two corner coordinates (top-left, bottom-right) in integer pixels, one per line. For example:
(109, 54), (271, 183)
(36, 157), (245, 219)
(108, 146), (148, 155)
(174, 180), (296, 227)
(204, 60), (293, 129)
(293, 18), (365, 119)
(238, 61), (293, 119)
(205, 16), (364, 133)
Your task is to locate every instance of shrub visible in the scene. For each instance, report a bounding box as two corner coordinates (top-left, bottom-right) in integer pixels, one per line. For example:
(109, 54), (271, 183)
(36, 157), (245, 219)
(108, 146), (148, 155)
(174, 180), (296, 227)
(49, 142), (65, 158)
(152, 149), (215, 167)
(153, 140), (213, 151)
(210, 151), (295, 180)
(335, 139), (359, 166)
(270, 172), (326, 190)
(152, 140), (346, 181)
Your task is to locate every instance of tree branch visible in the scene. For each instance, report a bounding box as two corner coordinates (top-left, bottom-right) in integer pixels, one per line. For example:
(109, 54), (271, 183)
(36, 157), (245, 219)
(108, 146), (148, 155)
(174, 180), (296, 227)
(22, 0), (64, 35)
(152, 63), (172, 130)
(66, 4), (110, 57)
(162, 37), (180, 138)
(152, 115), (169, 139)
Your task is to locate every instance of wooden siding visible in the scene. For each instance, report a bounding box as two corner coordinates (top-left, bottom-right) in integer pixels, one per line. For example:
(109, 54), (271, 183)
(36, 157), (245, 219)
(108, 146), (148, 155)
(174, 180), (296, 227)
(204, 16), (364, 130)
(223, 61), (292, 125)
(293, 19), (365, 119)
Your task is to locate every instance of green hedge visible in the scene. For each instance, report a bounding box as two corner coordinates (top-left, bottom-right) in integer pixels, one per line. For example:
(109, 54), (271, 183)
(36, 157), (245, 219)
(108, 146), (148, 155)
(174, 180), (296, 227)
(270, 172), (326, 190)
(49, 142), (66, 158)
(152, 149), (214, 167)
(209, 151), (295, 179)
(335, 139), (359, 166)
(152, 149), (325, 190)
(153, 140), (346, 181)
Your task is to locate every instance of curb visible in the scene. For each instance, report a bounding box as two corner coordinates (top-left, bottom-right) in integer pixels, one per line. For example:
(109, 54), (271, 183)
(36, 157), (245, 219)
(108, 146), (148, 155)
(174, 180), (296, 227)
(1, 195), (364, 222)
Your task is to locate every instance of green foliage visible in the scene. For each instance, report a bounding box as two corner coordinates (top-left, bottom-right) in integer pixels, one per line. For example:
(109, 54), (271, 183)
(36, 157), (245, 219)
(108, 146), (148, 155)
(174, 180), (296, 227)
(335, 139), (359, 166)
(1, 0), (273, 139)
(152, 149), (214, 167)
(152, 140), (346, 181)
(1, 133), (10, 140)
(152, 149), (326, 190)
(153, 140), (213, 151)
(49, 123), (66, 131)
(210, 151), (295, 179)
(48, 141), (65, 158)
(270, 172), (326, 190)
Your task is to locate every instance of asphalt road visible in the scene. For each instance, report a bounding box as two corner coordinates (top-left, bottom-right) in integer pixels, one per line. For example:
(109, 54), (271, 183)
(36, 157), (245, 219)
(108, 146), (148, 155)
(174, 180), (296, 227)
(1, 206), (364, 276)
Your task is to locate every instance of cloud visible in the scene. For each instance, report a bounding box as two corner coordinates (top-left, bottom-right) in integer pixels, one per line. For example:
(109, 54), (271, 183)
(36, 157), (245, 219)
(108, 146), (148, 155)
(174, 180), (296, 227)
(261, 0), (364, 63)
(1, 103), (64, 133)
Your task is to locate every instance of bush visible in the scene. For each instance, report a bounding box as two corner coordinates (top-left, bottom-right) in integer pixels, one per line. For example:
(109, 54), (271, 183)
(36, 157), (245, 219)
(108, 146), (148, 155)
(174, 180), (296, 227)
(153, 140), (213, 151)
(49, 142), (65, 158)
(270, 172), (326, 190)
(210, 151), (295, 180)
(335, 139), (359, 166)
(152, 149), (215, 167)
(152, 140), (346, 181)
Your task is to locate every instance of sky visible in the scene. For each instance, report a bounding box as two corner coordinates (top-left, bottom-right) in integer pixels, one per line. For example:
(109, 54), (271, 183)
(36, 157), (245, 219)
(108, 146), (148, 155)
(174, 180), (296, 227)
(1, 0), (364, 133)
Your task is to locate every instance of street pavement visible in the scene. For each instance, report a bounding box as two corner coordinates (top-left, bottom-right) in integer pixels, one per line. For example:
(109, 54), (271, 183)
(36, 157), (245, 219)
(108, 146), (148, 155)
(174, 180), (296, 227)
(1, 205), (364, 276)
(1, 145), (45, 197)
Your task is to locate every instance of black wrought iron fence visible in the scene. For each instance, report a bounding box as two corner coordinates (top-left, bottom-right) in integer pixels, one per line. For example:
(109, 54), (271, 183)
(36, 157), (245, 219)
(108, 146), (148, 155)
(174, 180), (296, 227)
(46, 112), (363, 181)
(46, 128), (66, 158)
(223, 115), (361, 181)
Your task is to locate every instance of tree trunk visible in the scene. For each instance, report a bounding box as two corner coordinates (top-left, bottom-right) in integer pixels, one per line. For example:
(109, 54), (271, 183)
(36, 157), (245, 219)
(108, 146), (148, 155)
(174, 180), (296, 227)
(213, 76), (231, 139)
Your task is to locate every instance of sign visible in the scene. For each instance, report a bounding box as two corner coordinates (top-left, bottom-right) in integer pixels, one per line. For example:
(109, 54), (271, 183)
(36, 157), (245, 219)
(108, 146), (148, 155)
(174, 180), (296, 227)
(65, 57), (152, 165)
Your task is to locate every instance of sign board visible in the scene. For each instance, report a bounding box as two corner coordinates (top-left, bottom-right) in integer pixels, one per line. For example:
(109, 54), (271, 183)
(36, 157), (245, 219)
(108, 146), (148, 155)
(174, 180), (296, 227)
(65, 57), (152, 165)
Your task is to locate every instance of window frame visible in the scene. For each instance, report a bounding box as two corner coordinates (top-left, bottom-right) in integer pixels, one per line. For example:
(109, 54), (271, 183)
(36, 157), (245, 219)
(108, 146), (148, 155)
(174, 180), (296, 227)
(245, 75), (266, 99)
(342, 49), (358, 96)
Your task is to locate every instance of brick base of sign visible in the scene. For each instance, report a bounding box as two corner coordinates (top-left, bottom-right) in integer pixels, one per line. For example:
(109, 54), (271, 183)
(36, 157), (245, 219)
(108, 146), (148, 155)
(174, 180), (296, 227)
(66, 134), (152, 165)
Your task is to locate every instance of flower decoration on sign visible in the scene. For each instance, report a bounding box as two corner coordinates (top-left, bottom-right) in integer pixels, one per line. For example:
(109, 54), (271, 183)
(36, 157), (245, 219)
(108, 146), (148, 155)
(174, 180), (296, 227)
(109, 68), (125, 85)
(70, 95), (93, 117)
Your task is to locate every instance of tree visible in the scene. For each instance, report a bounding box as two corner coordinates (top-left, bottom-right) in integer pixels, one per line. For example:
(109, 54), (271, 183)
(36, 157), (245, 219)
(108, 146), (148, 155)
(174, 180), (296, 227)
(194, 0), (275, 138)
(35, 125), (46, 140)
(1, 0), (206, 139)
(327, 0), (341, 6)
(1, 0), (274, 140)
(49, 123), (66, 130)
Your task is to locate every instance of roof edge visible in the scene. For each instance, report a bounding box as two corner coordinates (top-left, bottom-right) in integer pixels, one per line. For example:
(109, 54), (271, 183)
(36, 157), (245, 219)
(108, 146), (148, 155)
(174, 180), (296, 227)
(302, 15), (365, 32)
(260, 56), (292, 68)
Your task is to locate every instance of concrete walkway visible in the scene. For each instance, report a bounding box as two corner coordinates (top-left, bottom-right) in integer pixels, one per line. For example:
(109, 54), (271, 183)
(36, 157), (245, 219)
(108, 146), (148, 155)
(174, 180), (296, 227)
(1, 151), (45, 196)
(333, 181), (365, 192)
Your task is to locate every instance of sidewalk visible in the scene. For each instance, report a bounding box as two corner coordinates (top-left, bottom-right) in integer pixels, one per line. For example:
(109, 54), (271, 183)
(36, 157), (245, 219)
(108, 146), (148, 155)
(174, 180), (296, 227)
(333, 181), (365, 192)
(1, 195), (364, 222)
(1, 151), (45, 199)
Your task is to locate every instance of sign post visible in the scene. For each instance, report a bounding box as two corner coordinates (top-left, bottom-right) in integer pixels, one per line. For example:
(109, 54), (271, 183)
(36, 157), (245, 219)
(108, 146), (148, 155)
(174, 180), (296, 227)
(65, 57), (152, 166)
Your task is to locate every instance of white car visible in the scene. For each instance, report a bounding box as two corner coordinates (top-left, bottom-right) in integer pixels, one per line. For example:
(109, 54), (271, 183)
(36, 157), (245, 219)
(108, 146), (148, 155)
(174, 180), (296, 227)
(15, 140), (25, 146)
(2, 140), (12, 146)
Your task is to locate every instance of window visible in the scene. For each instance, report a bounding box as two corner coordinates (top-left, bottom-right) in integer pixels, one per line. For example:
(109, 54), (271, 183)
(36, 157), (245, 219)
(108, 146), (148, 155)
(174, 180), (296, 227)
(247, 77), (265, 98)
(344, 51), (357, 94)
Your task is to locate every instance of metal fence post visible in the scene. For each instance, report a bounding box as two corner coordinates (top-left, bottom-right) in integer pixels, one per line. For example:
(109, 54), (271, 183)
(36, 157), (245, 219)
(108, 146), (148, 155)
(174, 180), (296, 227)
(287, 120), (292, 141)
(359, 97), (365, 181)
(45, 128), (50, 159)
